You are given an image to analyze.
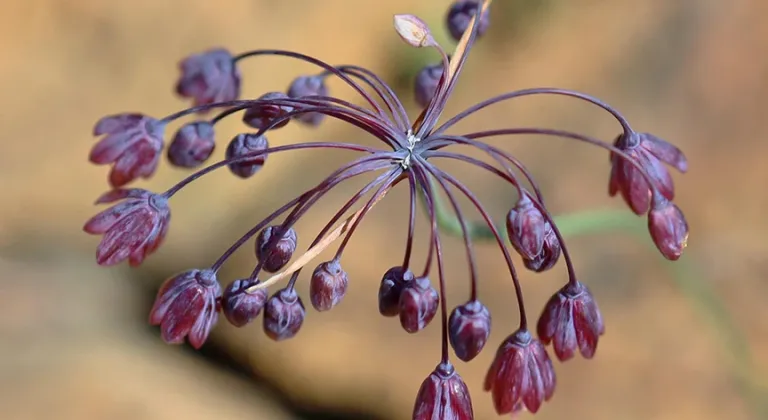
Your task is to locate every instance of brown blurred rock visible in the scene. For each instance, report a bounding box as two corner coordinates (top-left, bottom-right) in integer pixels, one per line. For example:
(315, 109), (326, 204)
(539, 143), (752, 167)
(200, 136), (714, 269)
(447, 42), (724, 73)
(0, 254), (296, 420)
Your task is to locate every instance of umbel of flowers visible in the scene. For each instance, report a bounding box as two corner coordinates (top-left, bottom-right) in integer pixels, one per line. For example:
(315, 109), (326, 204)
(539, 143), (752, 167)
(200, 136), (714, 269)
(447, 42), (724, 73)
(83, 1), (688, 418)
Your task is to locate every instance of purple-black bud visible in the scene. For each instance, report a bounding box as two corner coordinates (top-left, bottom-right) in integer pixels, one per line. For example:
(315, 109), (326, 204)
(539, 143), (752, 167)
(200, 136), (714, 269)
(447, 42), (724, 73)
(446, 0), (490, 42)
(255, 226), (298, 273)
(309, 259), (349, 312)
(399, 276), (439, 333)
(242, 92), (293, 130)
(225, 132), (268, 179)
(263, 287), (305, 341)
(378, 266), (415, 317)
(287, 75), (328, 126)
(414, 62), (444, 108)
(221, 278), (268, 327)
(167, 121), (215, 168)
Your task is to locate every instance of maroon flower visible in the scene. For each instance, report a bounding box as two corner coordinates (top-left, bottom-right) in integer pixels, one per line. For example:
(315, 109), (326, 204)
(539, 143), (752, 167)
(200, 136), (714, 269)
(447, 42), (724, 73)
(609, 131), (688, 215)
(167, 121), (216, 168)
(648, 197), (689, 260)
(522, 223), (561, 273)
(287, 75), (328, 126)
(413, 362), (474, 420)
(309, 260), (349, 311)
(378, 266), (415, 317)
(83, 188), (170, 266)
(484, 329), (556, 414)
(506, 193), (547, 260)
(263, 287), (306, 341)
(90, 113), (166, 188)
(221, 278), (268, 327)
(449, 300), (491, 362)
(399, 276), (439, 333)
(226, 132), (269, 179)
(242, 92), (294, 130)
(149, 269), (221, 349)
(256, 226), (298, 272)
(537, 281), (604, 361)
(176, 48), (241, 108)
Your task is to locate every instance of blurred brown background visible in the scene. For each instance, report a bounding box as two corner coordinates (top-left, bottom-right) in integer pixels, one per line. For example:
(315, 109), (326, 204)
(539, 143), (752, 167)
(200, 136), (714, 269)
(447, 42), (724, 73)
(1, 0), (766, 419)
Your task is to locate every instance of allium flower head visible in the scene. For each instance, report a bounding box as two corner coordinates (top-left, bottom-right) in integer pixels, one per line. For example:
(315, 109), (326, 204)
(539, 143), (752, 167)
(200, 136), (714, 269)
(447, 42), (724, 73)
(85, 0), (689, 416)
(83, 188), (170, 266)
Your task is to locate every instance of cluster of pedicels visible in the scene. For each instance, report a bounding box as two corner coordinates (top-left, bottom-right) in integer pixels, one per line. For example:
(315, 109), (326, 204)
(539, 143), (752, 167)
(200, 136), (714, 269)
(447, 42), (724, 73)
(83, 1), (689, 418)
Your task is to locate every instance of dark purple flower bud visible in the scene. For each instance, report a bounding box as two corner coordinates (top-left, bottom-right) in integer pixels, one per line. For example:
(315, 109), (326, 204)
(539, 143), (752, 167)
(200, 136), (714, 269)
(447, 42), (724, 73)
(446, 0), (490, 42)
(83, 188), (170, 267)
(399, 276), (439, 333)
(149, 269), (221, 349)
(648, 197), (689, 260)
(449, 300), (491, 362)
(378, 266), (415, 317)
(225, 133), (268, 178)
(522, 224), (561, 272)
(413, 362), (474, 420)
(242, 92), (294, 130)
(90, 113), (166, 188)
(255, 226), (298, 273)
(609, 131), (688, 215)
(176, 48), (241, 109)
(287, 75), (328, 126)
(537, 281), (604, 361)
(506, 194), (547, 260)
(221, 278), (268, 327)
(263, 287), (305, 341)
(414, 62), (444, 108)
(484, 329), (556, 415)
(310, 260), (349, 311)
(167, 121), (215, 168)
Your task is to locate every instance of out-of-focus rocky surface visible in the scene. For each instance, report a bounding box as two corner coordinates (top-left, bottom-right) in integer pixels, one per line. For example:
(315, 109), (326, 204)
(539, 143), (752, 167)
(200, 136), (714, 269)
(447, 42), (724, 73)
(1, 0), (766, 419)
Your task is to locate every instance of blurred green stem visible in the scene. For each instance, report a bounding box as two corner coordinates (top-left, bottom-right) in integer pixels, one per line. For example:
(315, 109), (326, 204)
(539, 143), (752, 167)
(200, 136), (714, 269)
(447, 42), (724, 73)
(422, 183), (766, 419)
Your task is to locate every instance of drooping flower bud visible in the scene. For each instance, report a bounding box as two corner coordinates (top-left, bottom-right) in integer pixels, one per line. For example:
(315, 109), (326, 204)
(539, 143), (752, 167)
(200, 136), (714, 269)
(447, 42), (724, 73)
(263, 287), (305, 341)
(484, 329), (556, 415)
(175, 48), (241, 108)
(413, 362), (474, 420)
(226, 132), (268, 179)
(399, 276), (439, 333)
(309, 259), (349, 311)
(506, 193), (547, 260)
(167, 121), (215, 168)
(537, 281), (604, 361)
(221, 278), (268, 327)
(255, 226), (298, 273)
(378, 266), (415, 317)
(414, 62), (444, 108)
(647, 197), (688, 260)
(84, 188), (170, 266)
(609, 131), (688, 215)
(446, 0), (490, 42)
(522, 223), (561, 273)
(90, 113), (166, 188)
(287, 75), (328, 126)
(449, 300), (491, 362)
(242, 92), (294, 130)
(149, 269), (221, 349)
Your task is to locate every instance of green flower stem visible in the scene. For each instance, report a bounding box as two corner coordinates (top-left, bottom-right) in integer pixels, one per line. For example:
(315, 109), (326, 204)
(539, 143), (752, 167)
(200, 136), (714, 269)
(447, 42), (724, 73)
(421, 182), (766, 419)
